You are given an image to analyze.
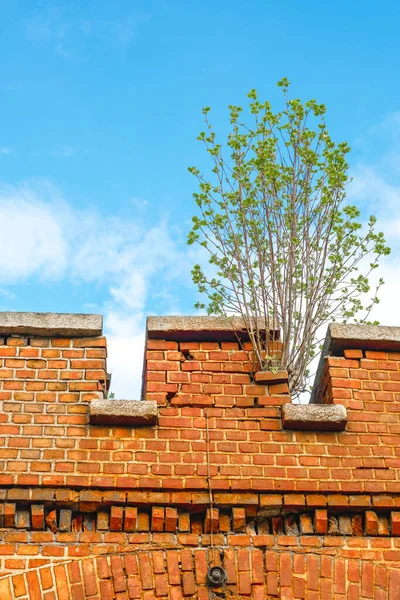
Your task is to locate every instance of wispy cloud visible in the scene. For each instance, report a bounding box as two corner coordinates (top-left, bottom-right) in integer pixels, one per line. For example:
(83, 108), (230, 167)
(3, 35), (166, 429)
(23, 6), (150, 59)
(0, 180), (193, 397)
(51, 145), (78, 158)
(0, 147), (13, 155)
(346, 112), (400, 327)
(0, 288), (16, 301)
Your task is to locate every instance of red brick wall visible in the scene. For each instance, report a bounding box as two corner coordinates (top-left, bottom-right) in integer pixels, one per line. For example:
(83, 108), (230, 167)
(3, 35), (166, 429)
(0, 322), (400, 598)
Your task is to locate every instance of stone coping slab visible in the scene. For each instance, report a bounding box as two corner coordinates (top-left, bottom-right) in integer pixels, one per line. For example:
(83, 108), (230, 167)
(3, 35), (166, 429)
(146, 315), (279, 342)
(0, 312), (102, 337)
(90, 399), (157, 426)
(282, 404), (347, 431)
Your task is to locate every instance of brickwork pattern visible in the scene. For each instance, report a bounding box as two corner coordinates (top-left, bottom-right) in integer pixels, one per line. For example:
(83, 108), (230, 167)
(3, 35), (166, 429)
(1, 549), (400, 599)
(0, 325), (400, 597)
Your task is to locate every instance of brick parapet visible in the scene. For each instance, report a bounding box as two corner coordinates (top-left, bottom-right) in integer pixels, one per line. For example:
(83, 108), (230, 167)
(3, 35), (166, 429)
(1, 314), (400, 596)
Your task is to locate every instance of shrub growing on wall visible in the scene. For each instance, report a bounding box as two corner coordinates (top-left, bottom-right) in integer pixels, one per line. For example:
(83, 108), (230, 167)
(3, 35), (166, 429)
(188, 79), (390, 399)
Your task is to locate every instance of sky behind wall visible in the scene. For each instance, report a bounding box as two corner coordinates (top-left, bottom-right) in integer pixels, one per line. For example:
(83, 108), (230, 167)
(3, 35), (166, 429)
(0, 0), (399, 397)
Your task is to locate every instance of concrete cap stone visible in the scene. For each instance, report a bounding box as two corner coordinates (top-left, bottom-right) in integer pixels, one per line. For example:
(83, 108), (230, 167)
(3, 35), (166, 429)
(146, 315), (279, 342)
(326, 323), (400, 352)
(89, 399), (157, 426)
(311, 322), (400, 403)
(0, 312), (102, 337)
(282, 404), (347, 431)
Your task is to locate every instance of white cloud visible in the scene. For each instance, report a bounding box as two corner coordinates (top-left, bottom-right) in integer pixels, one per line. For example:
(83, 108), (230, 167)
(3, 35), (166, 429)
(23, 7), (150, 59)
(0, 181), (191, 398)
(0, 147), (12, 155)
(0, 187), (67, 281)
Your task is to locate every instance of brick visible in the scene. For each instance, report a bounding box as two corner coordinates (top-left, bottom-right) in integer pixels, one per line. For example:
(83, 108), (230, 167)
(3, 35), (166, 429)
(351, 514), (363, 536)
(15, 509), (30, 528)
(4, 503), (16, 527)
(204, 508), (219, 533)
(139, 554), (153, 590)
(165, 507), (178, 532)
(299, 514), (314, 534)
(12, 573), (27, 596)
(151, 506), (165, 532)
(391, 512), (400, 535)
(110, 506), (123, 531)
(314, 509), (328, 534)
(45, 510), (58, 533)
(26, 571), (42, 600)
(182, 571), (196, 596)
(138, 511), (150, 532)
(365, 510), (379, 535)
(59, 509), (72, 532)
(166, 550), (180, 585)
(124, 507), (137, 532)
(232, 507), (246, 532)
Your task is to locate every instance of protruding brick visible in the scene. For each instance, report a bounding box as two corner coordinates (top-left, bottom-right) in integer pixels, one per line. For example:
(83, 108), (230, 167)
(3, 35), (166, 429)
(314, 509), (328, 534)
(124, 507), (138, 532)
(31, 505), (45, 530)
(165, 507), (178, 532)
(151, 506), (165, 532)
(204, 508), (219, 533)
(4, 503), (16, 528)
(391, 512), (400, 536)
(110, 506), (123, 531)
(232, 507), (246, 532)
(365, 510), (379, 535)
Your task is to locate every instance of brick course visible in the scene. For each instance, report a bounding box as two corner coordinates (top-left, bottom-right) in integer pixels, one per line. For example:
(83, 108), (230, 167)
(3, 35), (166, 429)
(0, 316), (399, 597)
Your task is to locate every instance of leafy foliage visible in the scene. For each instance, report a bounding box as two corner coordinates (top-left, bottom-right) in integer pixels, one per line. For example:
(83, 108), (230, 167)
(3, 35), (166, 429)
(188, 79), (390, 399)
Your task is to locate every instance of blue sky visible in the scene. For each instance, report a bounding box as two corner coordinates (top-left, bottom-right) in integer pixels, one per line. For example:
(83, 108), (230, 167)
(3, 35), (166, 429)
(0, 0), (399, 396)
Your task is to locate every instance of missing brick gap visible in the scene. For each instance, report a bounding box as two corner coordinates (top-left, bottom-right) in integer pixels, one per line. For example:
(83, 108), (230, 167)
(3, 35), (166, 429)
(181, 349), (195, 361)
(166, 391), (176, 402)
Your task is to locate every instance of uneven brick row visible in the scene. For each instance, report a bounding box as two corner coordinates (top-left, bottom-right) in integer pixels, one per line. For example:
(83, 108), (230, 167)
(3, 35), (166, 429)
(2, 502), (400, 538)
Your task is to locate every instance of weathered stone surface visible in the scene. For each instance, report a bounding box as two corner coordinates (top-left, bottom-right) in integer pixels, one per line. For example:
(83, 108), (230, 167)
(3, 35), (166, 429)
(89, 399), (157, 426)
(271, 517), (283, 535)
(0, 312), (102, 337)
(328, 516), (340, 535)
(282, 404), (347, 431)
(338, 516), (352, 535)
(15, 510), (30, 529)
(83, 514), (95, 531)
(59, 509), (72, 532)
(352, 514), (363, 536)
(328, 322), (400, 351)
(284, 515), (299, 536)
(146, 315), (279, 342)
(97, 511), (110, 531)
(254, 370), (288, 384)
